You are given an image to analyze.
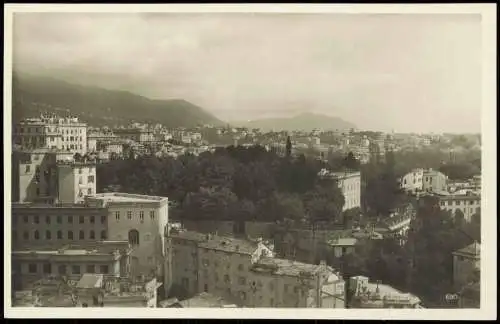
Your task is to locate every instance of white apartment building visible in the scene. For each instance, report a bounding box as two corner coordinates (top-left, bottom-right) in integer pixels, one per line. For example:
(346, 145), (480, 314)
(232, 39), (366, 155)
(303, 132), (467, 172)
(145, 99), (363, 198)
(318, 169), (361, 211)
(400, 168), (448, 194)
(85, 193), (169, 279)
(13, 115), (88, 154)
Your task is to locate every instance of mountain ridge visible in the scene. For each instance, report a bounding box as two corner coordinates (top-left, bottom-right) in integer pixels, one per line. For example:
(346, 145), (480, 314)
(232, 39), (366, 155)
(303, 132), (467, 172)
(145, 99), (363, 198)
(232, 112), (356, 132)
(11, 73), (224, 128)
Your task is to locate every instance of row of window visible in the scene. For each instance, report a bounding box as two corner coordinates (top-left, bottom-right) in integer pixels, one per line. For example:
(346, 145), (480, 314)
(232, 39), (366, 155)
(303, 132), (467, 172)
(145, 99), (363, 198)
(445, 207), (480, 215)
(440, 200), (480, 206)
(61, 144), (84, 150)
(16, 214), (106, 225)
(13, 230), (107, 241)
(115, 210), (155, 221)
(23, 263), (109, 275)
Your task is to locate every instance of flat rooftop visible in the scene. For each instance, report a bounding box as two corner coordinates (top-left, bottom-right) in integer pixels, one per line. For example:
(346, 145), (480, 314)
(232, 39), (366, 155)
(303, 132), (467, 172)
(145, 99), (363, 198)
(454, 242), (481, 258)
(89, 192), (168, 203)
(198, 235), (260, 255)
(252, 257), (326, 278)
(12, 241), (131, 256)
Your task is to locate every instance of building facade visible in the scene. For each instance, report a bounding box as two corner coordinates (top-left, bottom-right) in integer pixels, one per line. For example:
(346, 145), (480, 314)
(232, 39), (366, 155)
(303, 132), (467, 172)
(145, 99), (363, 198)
(422, 169), (448, 193)
(318, 169), (361, 211)
(12, 150), (97, 204)
(166, 229), (345, 308)
(85, 193), (169, 280)
(13, 115), (88, 154)
(437, 193), (481, 222)
(399, 168), (424, 193)
(11, 203), (108, 250)
(11, 241), (132, 289)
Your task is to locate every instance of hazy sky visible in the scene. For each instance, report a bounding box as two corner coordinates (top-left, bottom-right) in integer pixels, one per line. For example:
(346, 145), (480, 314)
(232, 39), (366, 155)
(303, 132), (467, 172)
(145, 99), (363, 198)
(13, 13), (482, 133)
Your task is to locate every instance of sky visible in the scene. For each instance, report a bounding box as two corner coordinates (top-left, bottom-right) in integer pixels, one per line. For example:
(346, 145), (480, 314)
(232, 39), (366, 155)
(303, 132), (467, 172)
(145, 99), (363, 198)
(12, 12), (482, 133)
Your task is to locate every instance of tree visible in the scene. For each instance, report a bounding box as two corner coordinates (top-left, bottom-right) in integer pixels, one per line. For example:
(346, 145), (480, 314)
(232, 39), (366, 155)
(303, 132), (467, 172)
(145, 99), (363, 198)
(303, 184), (345, 225)
(344, 152), (360, 171)
(182, 187), (238, 221)
(342, 207), (362, 228)
(454, 209), (466, 228)
(256, 192), (305, 223)
(286, 136), (292, 158)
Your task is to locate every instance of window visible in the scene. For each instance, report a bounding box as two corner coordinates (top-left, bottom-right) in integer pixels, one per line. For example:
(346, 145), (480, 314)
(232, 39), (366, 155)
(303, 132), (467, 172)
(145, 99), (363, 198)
(99, 265), (109, 274)
(79, 177), (83, 185)
(34, 216), (39, 224)
(101, 216), (106, 224)
(45, 216), (51, 224)
(238, 277), (246, 285)
(68, 231), (74, 240)
(101, 230), (107, 240)
(224, 275), (230, 283)
(43, 263), (52, 274)
(240, 292), (247, 301)
(88, 175), (95, 183)
(90, 230), (95, 239)
(68, 216), (73, 224)
(72, 265), (81, 275)
(29, 264), (37, 274)
(23, 215), (28, 223)
(204, 284), (208, 292)
(25, 165), (31, 173)
(57, 216), (62, 224)
(469, 200), (474, 205)
(58, 265), (67, 275)
(34, 230), (40, 240)
(78, 190), (83, 197)
(440, 201), (445, 206)
(36, 187), (40, 196)
(87, 265), (95, 273)
(79, 230), (85, 240)
(57, 231), (63, 240)
(78, 168), (83, 174)
(150, 211), (155, 220)
(115, 211), (120, 220)
(139, 211), (144, 221)
(23, 231), (29, 240)
(46, 231), (51, 240)
(127, 211), (132, 219)
(87, 188), (92, 195)
(79, 216), (84, 224)
(90, 216), (95, 224)
(128, 229), (140, 246)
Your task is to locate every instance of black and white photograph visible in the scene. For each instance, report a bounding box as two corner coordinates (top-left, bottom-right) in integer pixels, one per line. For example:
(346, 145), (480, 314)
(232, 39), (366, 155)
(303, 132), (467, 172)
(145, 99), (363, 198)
(3, 3), (496, 320)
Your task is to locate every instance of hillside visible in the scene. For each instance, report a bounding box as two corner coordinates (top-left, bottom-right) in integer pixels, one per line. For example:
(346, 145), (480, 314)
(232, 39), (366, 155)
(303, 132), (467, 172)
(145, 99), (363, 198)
(233, 112), (356, 132)
(11, 73), (224, 128)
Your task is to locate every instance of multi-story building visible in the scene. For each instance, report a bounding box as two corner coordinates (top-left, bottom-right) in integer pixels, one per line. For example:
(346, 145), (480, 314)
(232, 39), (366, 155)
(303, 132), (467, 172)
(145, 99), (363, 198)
(13, 115), (88, 154)
(422, 168), (448, 193)
(318, 169), (361, 211)
(113, 128), (155, 143)
(399, 168), (424, 193)
(166, 228), (345, 308)
(400, 168), (448, 194)
(11, 241), (132, 289)
(452, 242), (480, 290)
(437, 192), (481, 222)
(12, 150), (97, 204)
(85, 193), (169, 280)
(11, 202), (109, 250)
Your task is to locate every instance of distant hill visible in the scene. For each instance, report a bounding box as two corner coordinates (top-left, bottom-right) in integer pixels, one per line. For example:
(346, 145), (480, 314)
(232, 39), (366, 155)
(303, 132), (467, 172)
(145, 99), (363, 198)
(11, 73), (224, 128)
(233, 112), (356, 132)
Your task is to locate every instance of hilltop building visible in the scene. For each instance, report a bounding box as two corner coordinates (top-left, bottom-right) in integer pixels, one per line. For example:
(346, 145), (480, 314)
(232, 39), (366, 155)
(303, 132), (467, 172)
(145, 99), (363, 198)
(318, 169), (361, 211)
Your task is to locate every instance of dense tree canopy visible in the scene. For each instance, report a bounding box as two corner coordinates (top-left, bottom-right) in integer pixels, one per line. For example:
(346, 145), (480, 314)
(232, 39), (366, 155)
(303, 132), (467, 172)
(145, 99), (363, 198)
(97, 145), (346, 224)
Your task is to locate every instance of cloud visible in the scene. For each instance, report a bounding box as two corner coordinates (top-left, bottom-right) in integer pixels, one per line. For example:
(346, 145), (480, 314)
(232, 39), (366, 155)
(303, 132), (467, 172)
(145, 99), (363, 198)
(12, 12), (482, 133)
